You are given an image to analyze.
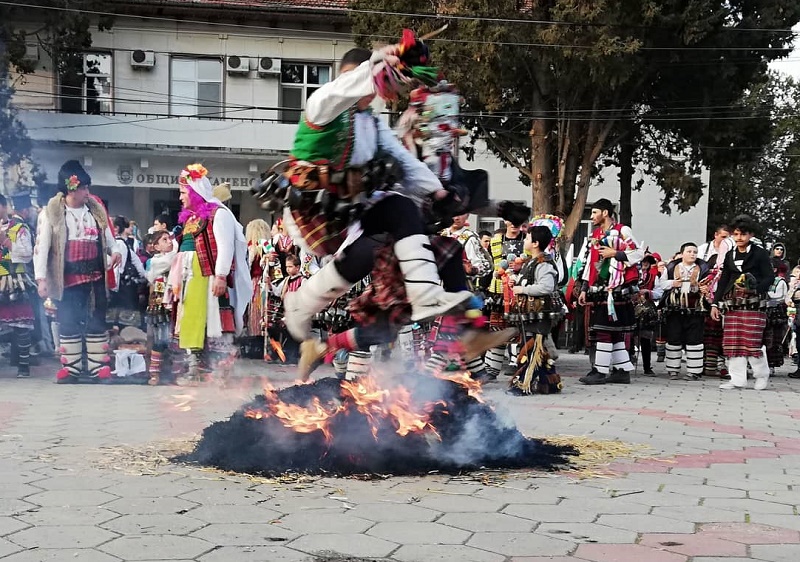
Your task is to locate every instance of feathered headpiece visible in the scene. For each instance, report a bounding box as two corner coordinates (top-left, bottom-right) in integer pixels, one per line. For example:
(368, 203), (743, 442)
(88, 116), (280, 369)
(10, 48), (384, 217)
(179, 164), (215, 202)
(374, 29), (440, 101)
(529, 214), (565, 255)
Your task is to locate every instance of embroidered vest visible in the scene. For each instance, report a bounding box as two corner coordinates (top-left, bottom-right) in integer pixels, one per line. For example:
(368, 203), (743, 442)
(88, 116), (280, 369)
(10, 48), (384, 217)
(291, 109), (356, 170)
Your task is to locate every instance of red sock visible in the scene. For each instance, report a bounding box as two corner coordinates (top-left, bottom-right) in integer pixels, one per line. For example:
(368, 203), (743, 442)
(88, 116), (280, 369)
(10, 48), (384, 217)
(327, 330), (358, 352)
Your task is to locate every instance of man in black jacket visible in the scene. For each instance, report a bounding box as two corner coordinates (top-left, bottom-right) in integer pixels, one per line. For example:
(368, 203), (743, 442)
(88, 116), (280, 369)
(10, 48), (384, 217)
(710, 215), (775, 390)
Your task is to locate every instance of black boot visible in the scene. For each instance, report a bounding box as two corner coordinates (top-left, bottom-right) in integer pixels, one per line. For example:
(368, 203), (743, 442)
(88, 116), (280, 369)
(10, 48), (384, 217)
(606, 369), (632, 384)
(580, 370), (607, 385)
(789, 368), (800, 379)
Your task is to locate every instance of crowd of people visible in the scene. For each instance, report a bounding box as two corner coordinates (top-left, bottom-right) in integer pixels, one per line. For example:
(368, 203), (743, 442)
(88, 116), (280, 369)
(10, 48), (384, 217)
(2, 32), (796, 395)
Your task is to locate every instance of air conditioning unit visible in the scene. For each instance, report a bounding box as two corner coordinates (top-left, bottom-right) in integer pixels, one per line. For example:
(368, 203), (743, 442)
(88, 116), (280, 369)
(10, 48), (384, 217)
(130, 49), (155, 69)
(23, 43), (39, 63)
(226, 55), (250, 75)
(257, 56), (281, 77)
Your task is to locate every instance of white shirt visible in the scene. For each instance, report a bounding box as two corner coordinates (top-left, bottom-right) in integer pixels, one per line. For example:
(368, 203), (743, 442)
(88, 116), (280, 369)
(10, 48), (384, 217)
(445, 226), (491, 277)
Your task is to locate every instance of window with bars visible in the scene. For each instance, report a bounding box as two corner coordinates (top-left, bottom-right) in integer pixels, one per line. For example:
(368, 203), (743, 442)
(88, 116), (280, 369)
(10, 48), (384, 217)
(170, 58), (223, 118)
(59, 52), (113, 115)
(280, 62), (331, 124)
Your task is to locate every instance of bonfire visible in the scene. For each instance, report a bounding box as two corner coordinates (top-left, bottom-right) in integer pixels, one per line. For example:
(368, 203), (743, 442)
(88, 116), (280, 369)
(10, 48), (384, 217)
(180, 372), (575, 476)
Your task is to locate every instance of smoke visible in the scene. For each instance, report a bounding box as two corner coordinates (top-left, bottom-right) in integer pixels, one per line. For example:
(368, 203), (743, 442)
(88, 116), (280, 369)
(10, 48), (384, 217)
(178, 375), (575, 477)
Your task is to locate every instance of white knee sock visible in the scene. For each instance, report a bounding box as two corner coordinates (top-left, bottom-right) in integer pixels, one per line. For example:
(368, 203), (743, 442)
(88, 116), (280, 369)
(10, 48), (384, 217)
(485, 346), (505, 376)
(727, 356), (748, 387)
(611, 341), (634, 372)
(595, 342), (613, 374)
(686, 344), (704, 375)
(750, 346), (770, 380)
(665, 344), (683, 373)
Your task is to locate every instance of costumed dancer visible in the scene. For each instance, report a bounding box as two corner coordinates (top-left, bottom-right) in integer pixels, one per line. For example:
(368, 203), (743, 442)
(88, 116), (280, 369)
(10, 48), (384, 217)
(243, 219), (272, 358)
(0, 194), (36, 378)
(657, 243), (711, 380)
(636, 253), (662, 375)
(711, 215), (774, 390)
(145, 229), (177, 385)
(169, 164), (252, 382)
(507, 220), (564, 395)
(764, 257), (789, 374)
(255, 36), (477, 370)
(33, 160), (122, 383)
(484, 206), (530, 379)
(578, 199), (644, 385)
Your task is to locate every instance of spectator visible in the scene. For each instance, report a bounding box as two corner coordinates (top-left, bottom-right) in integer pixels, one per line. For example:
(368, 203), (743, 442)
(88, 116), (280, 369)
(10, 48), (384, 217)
(145, 230), (178, 385)
(108, 215), (147, 327)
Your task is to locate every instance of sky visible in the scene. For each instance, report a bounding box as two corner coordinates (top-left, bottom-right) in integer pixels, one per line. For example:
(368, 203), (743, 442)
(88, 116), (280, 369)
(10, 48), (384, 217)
(769, 24), (800, 79)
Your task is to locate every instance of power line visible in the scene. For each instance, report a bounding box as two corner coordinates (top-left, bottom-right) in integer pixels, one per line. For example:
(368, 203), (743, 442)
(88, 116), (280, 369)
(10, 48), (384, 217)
(4, 1), (798, 52)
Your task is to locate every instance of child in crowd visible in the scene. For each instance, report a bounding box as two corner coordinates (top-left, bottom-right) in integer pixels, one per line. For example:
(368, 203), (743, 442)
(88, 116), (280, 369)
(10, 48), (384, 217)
(270, 254), (305, 363)
(145, 230), (178, 385)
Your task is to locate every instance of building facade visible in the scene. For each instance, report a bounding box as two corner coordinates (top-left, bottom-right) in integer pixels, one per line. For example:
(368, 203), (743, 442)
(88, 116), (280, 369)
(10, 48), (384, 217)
(8, 0), (708, 256)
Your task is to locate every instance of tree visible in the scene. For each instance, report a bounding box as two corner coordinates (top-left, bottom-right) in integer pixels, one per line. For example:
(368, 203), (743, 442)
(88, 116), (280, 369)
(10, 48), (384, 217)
(0, 1), (112, 191)
(705, 73), (800, 253)
(349, 0), (800, 241)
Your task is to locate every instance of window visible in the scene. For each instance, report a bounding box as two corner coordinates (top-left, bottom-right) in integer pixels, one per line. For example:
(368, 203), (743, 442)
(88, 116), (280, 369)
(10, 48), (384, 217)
(280, 62), (331, 123)
(59, 52), (113, 114)
(170, 58), (223, 117)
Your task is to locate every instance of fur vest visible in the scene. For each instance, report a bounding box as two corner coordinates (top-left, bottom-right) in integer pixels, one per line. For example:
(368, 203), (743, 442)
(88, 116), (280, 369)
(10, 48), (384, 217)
(44, 194), (110, 300)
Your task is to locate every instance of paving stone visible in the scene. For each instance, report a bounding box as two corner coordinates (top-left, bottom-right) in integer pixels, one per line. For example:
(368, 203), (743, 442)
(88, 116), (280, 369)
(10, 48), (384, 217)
(471, 486), (563, 504)
(103, 479), (196, 498)
(702, 497), (796, 514)
(15, 506), (119, 526)
(186, 504), (284, 524)
(748, 513), (800, 532)
(437, 512), (536, 533)
(661, 485), (747, 498)
(367, 521), (471, 544)
(190, 522), (297, 545)
(625, 491), (701, 508)
(750, 544), (800, 562)
(180, 487), (261, 506)
(536, 522), (638, 544)
(198, 545), (311, 562)
(288, 533), (398, 558)
(699, 522), (800, 544)
(691, 558), (764, 562)
(24, 490), (118, 508)
(99, 535), (213, 560)
(0, 537), (21, 558)
(640, 533), (747, 556)
(8, 525), (118, 549)
(651, 505), (745, 523)
(346, 503), (441, 522)
(574, 543), (688, 562)
(102, 514), (207, 535)
(595, 514), (696, 534)
(0, 499), (38, 517)
(0, 548), (120, 561)
(392, 544), (506, 562)
(749, 490), (800, 505)
(0, 483), (42, 499)
(103, 496), (198, 515)
(276, 511), (373, 534)
(415, 495), (505, 513)
(34, 476), (122, 491)
(0, 517), (28, 537)
(466, 532), (573, 557)
(556, 498), (651, 515)
(502, 504), (598, 523)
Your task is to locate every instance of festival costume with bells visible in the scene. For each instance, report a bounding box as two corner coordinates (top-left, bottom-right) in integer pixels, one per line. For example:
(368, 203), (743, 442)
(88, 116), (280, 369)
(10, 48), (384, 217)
(0, 212), (35, 377)
(701, 238), (734, 377)
(713, 241), (774, 390)
(254, 33), (478, 372)
(658, 257), (712, 380)
(579, 216), (644, 385)
(763, 262), (789, 371)
(145, 244), (177, 385)
(170, 165), (252, 382)
(506, 216), (566, 395)
(34, 179), (119, 383)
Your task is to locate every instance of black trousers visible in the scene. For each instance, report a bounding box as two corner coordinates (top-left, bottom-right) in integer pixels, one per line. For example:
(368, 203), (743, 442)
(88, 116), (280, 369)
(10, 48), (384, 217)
(57, 280), (108, 338)
(664, 312), (704, 347)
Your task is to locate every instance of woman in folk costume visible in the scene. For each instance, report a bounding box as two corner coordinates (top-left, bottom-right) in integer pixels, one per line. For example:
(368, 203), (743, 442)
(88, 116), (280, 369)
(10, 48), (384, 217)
(258, 35), (476, 357)
(711, 215), (775, 390)
(764, 257), (789, 374)
(170, 164), (251, 381)
(0, 194), (36, 378)
(507, 219), (565, 395)
(658, 243), (712, 380)
(578, 198), (644, 385)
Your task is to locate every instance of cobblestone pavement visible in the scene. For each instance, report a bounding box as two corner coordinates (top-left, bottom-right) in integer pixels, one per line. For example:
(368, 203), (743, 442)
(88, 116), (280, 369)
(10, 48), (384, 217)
(1, 351), (800, 562)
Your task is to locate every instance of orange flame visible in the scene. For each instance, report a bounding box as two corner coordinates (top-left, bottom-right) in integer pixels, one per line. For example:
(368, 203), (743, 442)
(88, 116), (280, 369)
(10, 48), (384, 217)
(433, 371), (485, 403)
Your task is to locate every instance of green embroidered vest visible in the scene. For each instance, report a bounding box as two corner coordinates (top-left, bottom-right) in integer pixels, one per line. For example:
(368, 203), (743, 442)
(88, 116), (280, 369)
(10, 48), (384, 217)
(291, 108), (355, 171)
